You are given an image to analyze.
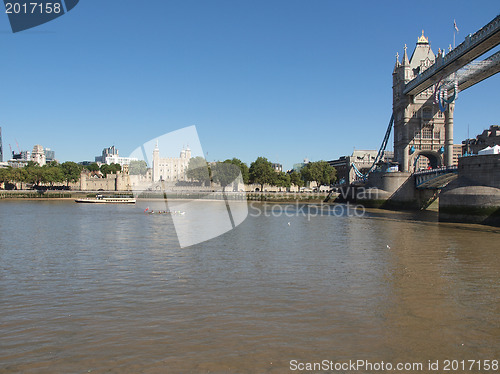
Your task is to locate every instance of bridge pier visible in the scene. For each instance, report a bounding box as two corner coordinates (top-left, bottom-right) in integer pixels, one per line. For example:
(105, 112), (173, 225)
(445, 103), (454, 167)
(440, 154), (500, 226)
(336, 172), (427, 209)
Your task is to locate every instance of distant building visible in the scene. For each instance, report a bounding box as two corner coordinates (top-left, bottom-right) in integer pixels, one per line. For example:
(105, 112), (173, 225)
(95, 145), (119, 163)
(292, 158), (310, 173)
(11, 150), (30, 161)
(7, 160), (28, 168)
(102, 154), (138, 166)
(328, 150), (394, 185)
(95, 145), (137, 166)
(152, 143), (192, 182)
(271, 163), (282, 173)
(462, 125), (500, 155)
(44, 148), (55, 163)
(31, 145), (46, 166)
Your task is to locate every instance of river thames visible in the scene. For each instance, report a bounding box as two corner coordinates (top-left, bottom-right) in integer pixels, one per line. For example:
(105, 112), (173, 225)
(1, 200), (499, 373)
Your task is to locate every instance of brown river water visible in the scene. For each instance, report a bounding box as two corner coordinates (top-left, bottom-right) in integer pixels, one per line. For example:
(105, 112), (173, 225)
(0, 200), (499, 373)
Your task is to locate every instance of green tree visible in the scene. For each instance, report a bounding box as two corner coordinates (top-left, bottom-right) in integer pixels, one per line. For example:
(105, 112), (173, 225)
(85, 163), (100, 172)
(275, 172), (291, 190)
(110, 163), (122, 174)
(41, 164), (64, 186)
(212, 162), (241, 191)
(249, 157), (276, 191)
(99, 163), (120, 176)
(12, 168), (27, 189)
(300, 161), (337, 189)
(186, 156), (210, 185)
(223, 158), (249, 184)
(289, 171), (304, 188)
(129, 160), (148, 175)
(0, 167), (13, 187)
(24, 164), (44, 187)
(61, 161), (82, 186)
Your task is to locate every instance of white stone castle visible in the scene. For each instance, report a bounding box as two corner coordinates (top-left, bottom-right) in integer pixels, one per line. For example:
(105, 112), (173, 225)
(152, 142), (192, 182)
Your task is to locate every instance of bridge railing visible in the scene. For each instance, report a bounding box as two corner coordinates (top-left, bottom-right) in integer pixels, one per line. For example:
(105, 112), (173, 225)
(414, 166), (459, 189)
(404, 15), (500, 95)
(413, 165), (458, 177)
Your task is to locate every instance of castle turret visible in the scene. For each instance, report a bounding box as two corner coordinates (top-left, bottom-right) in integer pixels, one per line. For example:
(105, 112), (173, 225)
(153, 141), (160, 182)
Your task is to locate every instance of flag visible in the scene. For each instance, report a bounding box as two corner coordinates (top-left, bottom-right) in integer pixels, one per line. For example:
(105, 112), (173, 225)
(454, 20), (459, 33)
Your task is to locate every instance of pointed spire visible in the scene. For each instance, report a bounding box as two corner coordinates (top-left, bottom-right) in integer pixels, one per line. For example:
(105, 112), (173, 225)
(402, 44), (409, 65)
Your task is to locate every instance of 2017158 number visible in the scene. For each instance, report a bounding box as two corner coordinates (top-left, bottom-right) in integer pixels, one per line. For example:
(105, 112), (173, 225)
(443, 360), (499, 371)
(5, 2), (62, 14)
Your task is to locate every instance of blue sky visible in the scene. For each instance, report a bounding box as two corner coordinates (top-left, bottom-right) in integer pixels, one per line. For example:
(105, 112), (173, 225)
(0, 0), (499, 170)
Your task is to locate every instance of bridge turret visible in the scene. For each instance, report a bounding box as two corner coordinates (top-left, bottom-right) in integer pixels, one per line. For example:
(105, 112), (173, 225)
(392, 31), (450, 172)
(409, 31), (435, 77)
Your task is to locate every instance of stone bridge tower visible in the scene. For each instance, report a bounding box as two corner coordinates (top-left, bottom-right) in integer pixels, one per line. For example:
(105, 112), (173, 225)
(393, 32), (454, 172)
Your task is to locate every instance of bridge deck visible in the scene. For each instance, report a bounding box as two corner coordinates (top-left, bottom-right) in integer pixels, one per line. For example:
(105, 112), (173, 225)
(414, 167), (458, 189)
(404, 15), (500, 96)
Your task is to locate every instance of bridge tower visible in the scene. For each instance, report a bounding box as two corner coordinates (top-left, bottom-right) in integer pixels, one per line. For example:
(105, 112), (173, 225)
(393, 32), (454, 172)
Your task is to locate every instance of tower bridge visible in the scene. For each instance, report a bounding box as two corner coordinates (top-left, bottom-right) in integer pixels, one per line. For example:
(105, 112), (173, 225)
(338, 15), (500, 224)
(392, 14), (500, 173)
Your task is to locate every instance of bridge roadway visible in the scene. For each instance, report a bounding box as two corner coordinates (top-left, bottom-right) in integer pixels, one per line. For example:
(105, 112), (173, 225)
(404, 15), (500, 96)
(414, 166), (458, 189)
(448, 50), (500, 92)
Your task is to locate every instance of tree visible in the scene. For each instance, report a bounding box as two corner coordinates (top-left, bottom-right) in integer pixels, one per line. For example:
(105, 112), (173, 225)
(290, 171), (304, 188)
(110, 163), (122, 174)
(300, 161), (337, 189)
(186, 156), (210, 185)
(12, 168), (27, 189)
(85, 163), (100, 172)
(223, 158), (249, 184)
(249, 157), (276, 191)
(100, 164), (111, 176)
(61, 161), (82, 186)
(212, 162), (241, 191)
(129, 160), (148, 175)
(41, 164), (64, 186)
(24, 164), (44, 187)
(100, 163), (120, 176)
(275, 172), (291, 191)
(47, 160), (59, 167)
(0, 168), (13, 188)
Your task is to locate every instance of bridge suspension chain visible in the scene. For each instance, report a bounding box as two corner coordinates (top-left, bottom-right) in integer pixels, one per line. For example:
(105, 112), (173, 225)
(352, 114), (394, 180)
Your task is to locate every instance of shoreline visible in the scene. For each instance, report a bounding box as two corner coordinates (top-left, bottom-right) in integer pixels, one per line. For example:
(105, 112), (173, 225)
(2, 191), (499, 230)
(0, 190), (332, 203)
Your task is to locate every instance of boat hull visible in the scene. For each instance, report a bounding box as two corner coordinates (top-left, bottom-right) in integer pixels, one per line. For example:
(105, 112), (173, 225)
(75, 198), (136, 204)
